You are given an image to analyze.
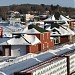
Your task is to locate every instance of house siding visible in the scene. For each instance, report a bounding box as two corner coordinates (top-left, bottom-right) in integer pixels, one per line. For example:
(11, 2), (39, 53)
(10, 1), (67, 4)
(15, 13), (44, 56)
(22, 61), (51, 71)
(14, 57), (67, 75)
(69, 21), (75, 30)
(40, 32), (54, 51)
(26, 32), (54, 53)
(60, 36), (69, 44)
(2, 45), (26, 56)
(2, 45), (11, 56)
(49, 39), (54, 48)
(11, 45), (26, 57)
(26, 44), (39, 53)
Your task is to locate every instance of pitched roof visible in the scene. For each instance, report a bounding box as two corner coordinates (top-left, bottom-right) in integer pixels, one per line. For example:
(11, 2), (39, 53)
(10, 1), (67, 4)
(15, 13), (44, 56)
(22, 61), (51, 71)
(0, 43), (75, 75)
(0, 34), (41, 45)
(44, 15), (70, 23)
(28, 24), (49, 33)
(8, 34), (41, 45)
(45, 23), (75, 36)
(59, 15), (70, 21)
(0, 38), (11, 45)
(23, 27), (41, 34)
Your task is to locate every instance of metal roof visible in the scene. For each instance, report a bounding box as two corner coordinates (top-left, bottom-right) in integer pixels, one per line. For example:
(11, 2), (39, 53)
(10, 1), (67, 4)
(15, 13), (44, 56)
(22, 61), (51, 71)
(0, 43), (75, 75)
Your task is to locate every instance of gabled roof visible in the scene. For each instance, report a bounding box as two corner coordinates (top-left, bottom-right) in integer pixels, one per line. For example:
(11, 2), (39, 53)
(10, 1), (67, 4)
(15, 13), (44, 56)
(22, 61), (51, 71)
(0, 38), (11, 45)
(3, 23), (24, 32)
(63, 26), (75, 35)
(43, 15), (54, 21)
(3, 32), (12, 38)
(1, 23), (25, 38)
(28, 24), (49, 33)
(51, 26), (74, 36)
(59, 15), (70, 21)
(12, 27), (41, 34)
(8, 34), (41, 45)
(62, 21), (69, 26)
(0, 34), (41, 45)
(23, 27), (41, 34)
(44, 15), (70, 23)
(45, 23), (75, 36)
(12, 24), (49, 34)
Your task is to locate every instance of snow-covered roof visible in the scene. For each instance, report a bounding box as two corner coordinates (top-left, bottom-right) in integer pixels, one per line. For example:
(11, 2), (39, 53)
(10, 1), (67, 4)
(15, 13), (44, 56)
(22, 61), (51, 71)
(12, 25), (45, 34)
(1, 23), (26, 38)
(44, 15), (71, 23)
(5, 23), (24, 32)
(7, 34), (41, 45)
(34, 21), (44, 25)
(0, 53), (54, 75)
(52, 27), (70, 35)
(40, 15), (47, 18)
(3, 32), (12, 38)
(2, 23), (24, 30)
(22, 27), (41, 34)
(52, 15), (55, 20)
(0, 34), (41, 45)
(44, 15), (56, 21)
(50, 31), (60, 36)
(45, 25), (75, 36)
(0, 56), (16, 62)
(0, 38), (11, 45)
(63, 26), (75, 35)
(7, 37), (30, 45)
(0, 71), (7, 75)
(0, 43), (75, 75)
(59, 15), (70, 21)
(43, 15), (53, 21)
(23, 25), (48, 33)
(52, 27), (74, 36)
(23, 34), (41, 45)
(62, 21), (69, 26)
(49, 44), (74, 55)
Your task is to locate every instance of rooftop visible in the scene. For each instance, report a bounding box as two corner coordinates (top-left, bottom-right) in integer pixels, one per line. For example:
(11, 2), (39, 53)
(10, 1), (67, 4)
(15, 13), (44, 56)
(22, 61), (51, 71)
(28, 24), (49, 33)
(0, 34), (41, 45)
(0, 43), (75, 75)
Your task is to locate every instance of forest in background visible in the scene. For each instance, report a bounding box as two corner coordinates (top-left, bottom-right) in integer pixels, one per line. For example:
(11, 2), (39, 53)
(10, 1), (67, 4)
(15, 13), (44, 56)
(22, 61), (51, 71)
(0, 4), (75, 20)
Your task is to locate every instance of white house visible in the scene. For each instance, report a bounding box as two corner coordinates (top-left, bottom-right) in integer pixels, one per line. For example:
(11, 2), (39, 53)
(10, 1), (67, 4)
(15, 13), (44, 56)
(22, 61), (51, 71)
(0, 34), (41, 57)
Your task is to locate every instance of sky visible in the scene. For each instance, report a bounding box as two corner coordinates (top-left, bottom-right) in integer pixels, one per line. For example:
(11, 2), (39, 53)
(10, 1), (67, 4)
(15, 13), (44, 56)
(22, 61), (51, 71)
(0, 0), (75, 8)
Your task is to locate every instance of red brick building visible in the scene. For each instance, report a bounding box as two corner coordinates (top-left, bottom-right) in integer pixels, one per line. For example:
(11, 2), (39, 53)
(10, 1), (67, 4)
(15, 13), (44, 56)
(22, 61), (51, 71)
(27, 25), (54, 52)
(45, 23), (74, 44)
(0, 24), (54, 56)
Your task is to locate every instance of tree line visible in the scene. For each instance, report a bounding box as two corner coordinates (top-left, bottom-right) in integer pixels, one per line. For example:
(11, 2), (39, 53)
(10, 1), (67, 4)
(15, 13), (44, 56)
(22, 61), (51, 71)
(0, 4), (75, 20)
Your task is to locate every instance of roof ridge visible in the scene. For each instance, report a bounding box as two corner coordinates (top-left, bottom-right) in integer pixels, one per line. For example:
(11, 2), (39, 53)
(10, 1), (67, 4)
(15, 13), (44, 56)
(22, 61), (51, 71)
(28, 24), (49, 33)
(21, 34), (31, 44)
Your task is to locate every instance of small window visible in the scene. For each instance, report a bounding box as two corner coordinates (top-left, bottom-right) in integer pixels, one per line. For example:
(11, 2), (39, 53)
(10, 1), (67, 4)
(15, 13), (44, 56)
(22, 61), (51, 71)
(43, 34), (44, 40)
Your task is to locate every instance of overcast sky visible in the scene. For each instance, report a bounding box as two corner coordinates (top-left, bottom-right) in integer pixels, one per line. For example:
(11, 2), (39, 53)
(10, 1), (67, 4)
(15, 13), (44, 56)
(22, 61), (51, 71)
(0, 0), (75, 7)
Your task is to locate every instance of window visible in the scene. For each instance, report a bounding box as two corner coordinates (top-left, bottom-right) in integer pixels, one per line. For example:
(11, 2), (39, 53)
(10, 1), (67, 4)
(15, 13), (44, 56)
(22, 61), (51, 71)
(47, 43), (49, 48)
(43, 44), (44, 49)
(47, 33), (49, 39)
(54, 37), (59, 44)
(43, 34), (44, 40)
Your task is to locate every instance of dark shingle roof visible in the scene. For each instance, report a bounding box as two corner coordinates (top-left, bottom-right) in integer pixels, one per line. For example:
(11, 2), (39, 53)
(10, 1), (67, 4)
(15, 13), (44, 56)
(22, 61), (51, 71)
(28, 24), (49, 33)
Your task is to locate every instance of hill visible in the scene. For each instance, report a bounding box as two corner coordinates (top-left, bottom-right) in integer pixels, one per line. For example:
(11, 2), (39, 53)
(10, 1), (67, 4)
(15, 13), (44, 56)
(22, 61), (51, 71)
(0, 4), (75, 20)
